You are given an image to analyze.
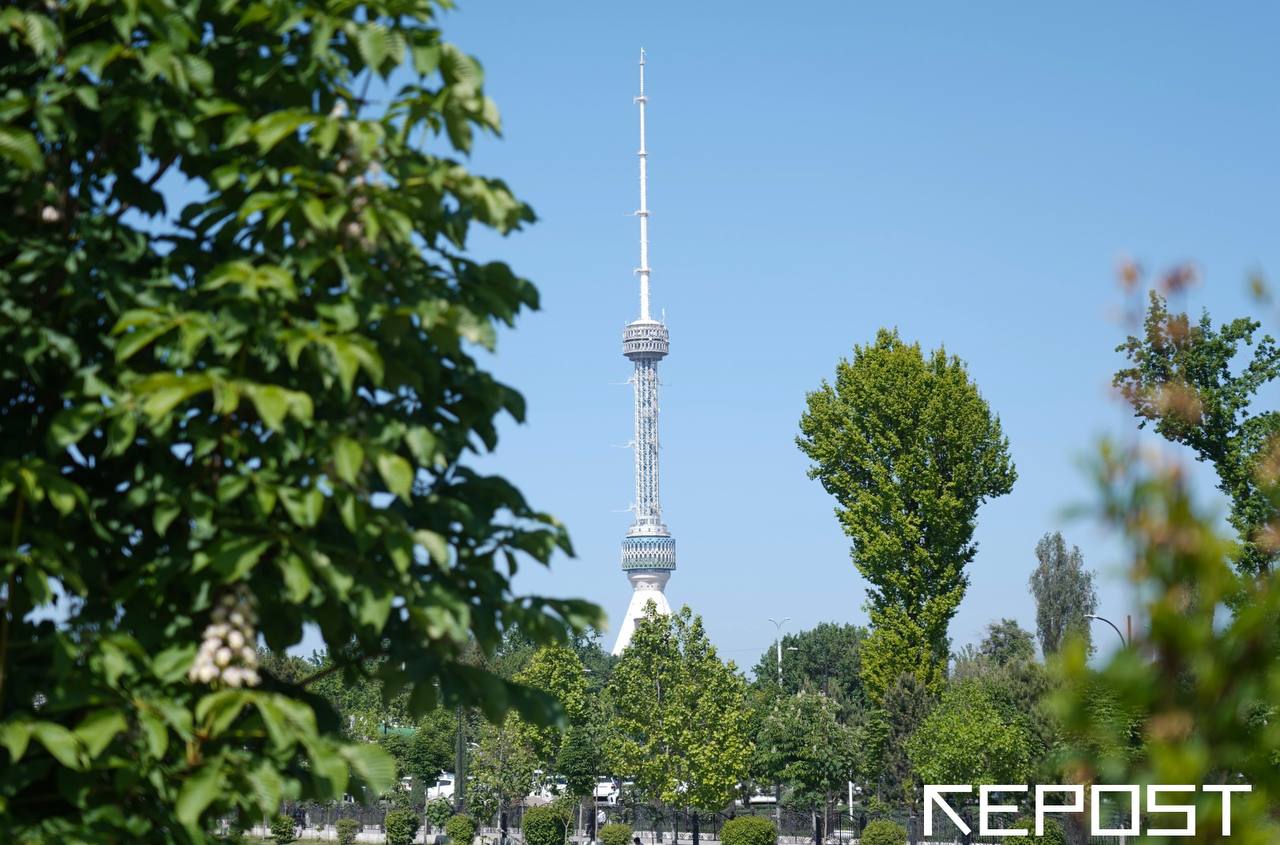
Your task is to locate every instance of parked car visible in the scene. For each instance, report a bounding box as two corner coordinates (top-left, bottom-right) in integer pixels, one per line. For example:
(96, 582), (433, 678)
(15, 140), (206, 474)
(427, 772), (456, 802)
(593, 776), (620, 805)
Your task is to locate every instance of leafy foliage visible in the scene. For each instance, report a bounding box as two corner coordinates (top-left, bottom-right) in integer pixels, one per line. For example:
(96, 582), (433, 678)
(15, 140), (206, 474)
(427, 798), (454, 831)
(270, 814), (297, 844)
(863, 673), (933, 810)
(604, 604), (753, 813)
(1053, 442), (1280, 843)
(385, 809), (421, 845)
(751, 623), (867, 718)
(720, 816), (776, 845)
(515, 645), (588, 767)
(798, 329), (1015, 699)
(445, 814), (477, 844)
(599, 822), (634, 845)
(753, 692), (858, 812)
(0, 0), (601, 841)
(978, 619), (1036, 666)
(858, 819), (906, 845)
(1004, 817), (1065, 845)
(336, 818), (360, 845)
(1028, 532), (1096, 656)
(470, 714), (537, 821)
(522, 804), (571, 845)
(906, 680), (1030, 786)
(557, 724), (602, 800)
(1115, 290), (1280, 576)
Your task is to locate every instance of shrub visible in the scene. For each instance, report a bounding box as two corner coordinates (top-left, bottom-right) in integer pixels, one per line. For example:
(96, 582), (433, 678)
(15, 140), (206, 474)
(599, 823), (633, 845)
(721, 816), (776, 845)
(270, 814), (297, 843)
(427, 798), (454, 831)
(337, 817), (360, 845)
(445, 813), (478, 844)
(523, 804), (572, 845)
(386, 809), (422, 845)
(859, 819), (906, 845)
(1005, 818), (1066, 845)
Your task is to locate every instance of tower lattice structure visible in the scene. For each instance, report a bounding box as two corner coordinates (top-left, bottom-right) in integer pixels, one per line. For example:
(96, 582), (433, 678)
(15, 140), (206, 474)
(612, 49), (676, 656)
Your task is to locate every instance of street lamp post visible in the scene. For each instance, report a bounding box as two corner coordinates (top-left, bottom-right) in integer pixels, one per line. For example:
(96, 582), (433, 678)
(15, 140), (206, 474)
(767, 618), (790, 829)
(1085, 614), (1127, 648)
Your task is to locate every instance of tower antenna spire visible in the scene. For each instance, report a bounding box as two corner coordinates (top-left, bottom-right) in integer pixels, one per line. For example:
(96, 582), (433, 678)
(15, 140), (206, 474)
(635, 47), (651, 321)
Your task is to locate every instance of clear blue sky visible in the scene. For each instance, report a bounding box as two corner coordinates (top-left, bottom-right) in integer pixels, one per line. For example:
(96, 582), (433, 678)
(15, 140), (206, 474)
(307, 3), (1280, 668)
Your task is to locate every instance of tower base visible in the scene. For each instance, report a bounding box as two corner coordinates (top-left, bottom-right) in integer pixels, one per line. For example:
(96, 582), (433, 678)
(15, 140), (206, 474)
(611, 569), (672, 655)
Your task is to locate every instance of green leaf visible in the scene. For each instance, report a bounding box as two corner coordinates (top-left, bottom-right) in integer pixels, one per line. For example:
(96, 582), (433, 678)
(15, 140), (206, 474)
(280, 487), (324, 528)
(0, 126), (42, 172)
(377, 452), (414, 501)
(333, 436), (363, 485)
(73, 709), (127, 758)
(47, 404), (101, 448)
(0, 721), (32, 761)
(278, 553), (313, 603)
(414, 529), (449, 565)
(245, 383), (312, 430)
(340, 742), (396, 794)
(152, 644), (196, 683)
(358, 587), (392, 630)
(247, 109), (314, 153)
(176, 757), (223, 829)
(31, 722), (84, 770)
(246, 759), (284, 815)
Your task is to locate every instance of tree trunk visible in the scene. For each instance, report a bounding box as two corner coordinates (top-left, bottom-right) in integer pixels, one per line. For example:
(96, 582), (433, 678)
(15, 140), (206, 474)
(691, 812), (700, 845)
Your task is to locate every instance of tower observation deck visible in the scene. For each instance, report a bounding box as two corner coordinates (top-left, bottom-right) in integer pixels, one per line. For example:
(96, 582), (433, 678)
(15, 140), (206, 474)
(612, 50), (676, 656)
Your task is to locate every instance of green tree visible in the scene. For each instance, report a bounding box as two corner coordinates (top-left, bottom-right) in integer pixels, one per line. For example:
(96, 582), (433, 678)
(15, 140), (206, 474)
(859, 820), (906, 845)
(1054, 441), (1280, 844)
(1028, 532), (1096, 656)
(979, 619), (1036, 667)
(863, 673), (932, 811)
(426, 798), (454, 832)
(336, 818), (360, 845)
(445, 814), (478, 845)
(1115, 290), (1280, 576)
(407, 708), (459, 781)
(385, 809), (421, 845)
(523, 803), (572, 845)
(950, 645), (1056, 781)
(0, 2), (601, 841)
(605, 604), (753, 844)
(270, 814), (297, 844)
(906, 680), (1030, 787)
(557, 724), (603, 837)
(515, 644), (588, 765)
(751, 623), (868, 718)
(754, 692), (858, 843)
(798, 329), (1016, 699)
(469, 714), (536, 827)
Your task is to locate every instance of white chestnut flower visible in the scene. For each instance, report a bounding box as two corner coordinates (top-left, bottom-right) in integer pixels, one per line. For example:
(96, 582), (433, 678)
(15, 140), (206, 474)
(330, 101), (348, 119)
(188, 585), (261, 688)
(40, 206), (61, 223)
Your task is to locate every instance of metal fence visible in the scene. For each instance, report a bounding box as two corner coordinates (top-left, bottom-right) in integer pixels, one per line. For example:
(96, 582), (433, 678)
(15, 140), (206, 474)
(223, 800), (1130, 845)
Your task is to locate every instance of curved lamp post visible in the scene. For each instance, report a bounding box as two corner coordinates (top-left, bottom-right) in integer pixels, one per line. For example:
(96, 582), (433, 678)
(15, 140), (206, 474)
(1085, 613), (1127, 648)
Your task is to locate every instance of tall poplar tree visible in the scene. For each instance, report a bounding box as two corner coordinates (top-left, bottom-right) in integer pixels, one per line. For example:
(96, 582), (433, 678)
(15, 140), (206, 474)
(1028, 531), (1096, 656)
(798, 329), (1015, 699)
(604, 605), (752, 845)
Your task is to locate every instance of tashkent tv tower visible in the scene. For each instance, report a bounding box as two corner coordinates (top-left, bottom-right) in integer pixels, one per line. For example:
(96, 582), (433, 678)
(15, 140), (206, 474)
(611, 49), (677, 656)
